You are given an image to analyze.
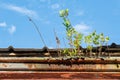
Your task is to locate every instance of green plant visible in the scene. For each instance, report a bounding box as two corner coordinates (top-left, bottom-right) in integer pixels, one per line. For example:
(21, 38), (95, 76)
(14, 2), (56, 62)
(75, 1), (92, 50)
(62, 48), (69, 56)
(59, 9), (74, 47)
(97, 33), (110, 57)
(84, 31), (110, 58)
(59, 9), (110, 58)
(105, 36), (110, 58)
(84, 31), (95, 57)
(73, 31), (83, 56)
(92, 31), (100, 57)
(59, 9), (83, 56)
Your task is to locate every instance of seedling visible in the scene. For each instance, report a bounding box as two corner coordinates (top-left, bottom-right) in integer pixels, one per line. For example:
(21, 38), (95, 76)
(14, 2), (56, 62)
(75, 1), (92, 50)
(84, 31), (95, 57)
(59, 9), (83, 57)
(59, 9), (110, 59)
(98, 33), (110, 57)
(84, 30), (110, 58)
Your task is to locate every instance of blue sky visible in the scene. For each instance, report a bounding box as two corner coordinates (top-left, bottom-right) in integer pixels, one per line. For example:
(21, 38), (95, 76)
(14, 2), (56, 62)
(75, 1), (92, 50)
(0, 0), (120, 48)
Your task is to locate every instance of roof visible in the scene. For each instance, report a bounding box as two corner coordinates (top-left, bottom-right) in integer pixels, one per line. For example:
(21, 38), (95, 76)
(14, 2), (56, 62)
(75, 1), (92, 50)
(0, 43), (120, 57)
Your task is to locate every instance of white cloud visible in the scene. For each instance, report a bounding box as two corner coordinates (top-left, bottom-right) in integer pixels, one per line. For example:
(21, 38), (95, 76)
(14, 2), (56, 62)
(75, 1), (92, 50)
(0, 22), (7, 27)
(8, 25), (16, 34)
(4, 4), (38, 18)
(51, 3), (60, 9)
(74, 23), (91, 34)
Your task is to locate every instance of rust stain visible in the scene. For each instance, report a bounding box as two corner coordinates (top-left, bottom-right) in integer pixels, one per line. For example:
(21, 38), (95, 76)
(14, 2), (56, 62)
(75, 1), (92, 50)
(60, 73), (73, 78)
(25, 64), (34, 69)
(2, 63), (7, 67)
(0, 72), (120, 79)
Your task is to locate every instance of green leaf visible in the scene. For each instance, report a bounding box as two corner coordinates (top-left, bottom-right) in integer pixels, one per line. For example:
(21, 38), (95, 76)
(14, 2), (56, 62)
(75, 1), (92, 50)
(59, 10), (65, 17)
(65, 20), (71, 27)
(59, 9), (69, 17)
(92, 30), (96, 36)
(87, 45), (92, 50)
(65, 9), (69, 16)
(100, 33), (104, 37)
(105, 36), (110, 42)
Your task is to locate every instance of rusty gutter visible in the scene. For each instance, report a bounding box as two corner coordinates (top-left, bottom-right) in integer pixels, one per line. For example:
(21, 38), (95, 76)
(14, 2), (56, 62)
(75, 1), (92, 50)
(0, 68), (120, 72)
(0, 57), (120, 64)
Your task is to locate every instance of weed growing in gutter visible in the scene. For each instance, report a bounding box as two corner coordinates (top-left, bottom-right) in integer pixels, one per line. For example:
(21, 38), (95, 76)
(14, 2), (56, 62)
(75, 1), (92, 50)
(59, 9), (110, 58)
